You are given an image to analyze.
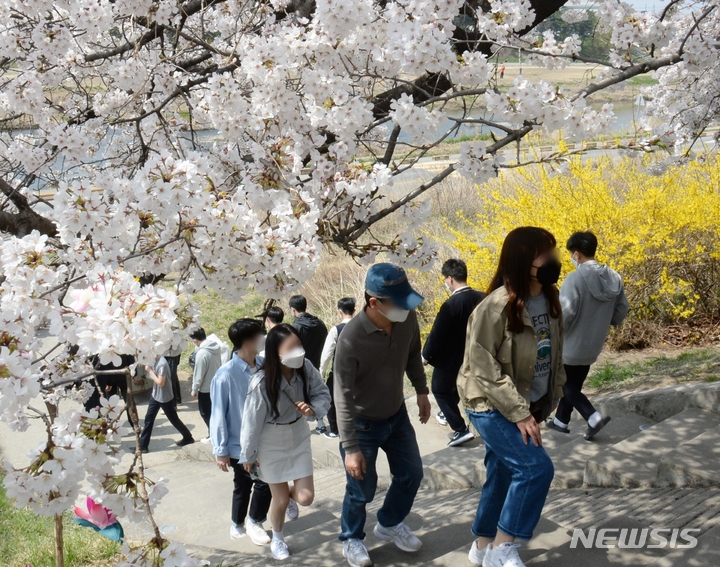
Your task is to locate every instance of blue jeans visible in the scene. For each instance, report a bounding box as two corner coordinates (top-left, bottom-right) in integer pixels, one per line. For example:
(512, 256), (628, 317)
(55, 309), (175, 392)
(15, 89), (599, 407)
(339, 404), (423, 541)
(467, 409), (554, 540)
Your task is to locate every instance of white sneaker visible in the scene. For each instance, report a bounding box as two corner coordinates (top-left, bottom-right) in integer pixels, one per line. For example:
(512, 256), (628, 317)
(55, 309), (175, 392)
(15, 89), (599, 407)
(285, 498), (299, 521)
(468, 540), (489, 566)
(482, 542), (525, 567)
(436, 412), (448, 426)
(343, 539), (373, 567)
(200, 437), (211, 444)
(245, 518), (270, 546)
(373, 521), (422, 552)
(229, 523), (246, 540)
(271, 538), (290, 560)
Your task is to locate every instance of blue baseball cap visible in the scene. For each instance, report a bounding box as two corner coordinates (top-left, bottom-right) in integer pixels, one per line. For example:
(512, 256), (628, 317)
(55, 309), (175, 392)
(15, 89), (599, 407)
(365, 263), (424, 311)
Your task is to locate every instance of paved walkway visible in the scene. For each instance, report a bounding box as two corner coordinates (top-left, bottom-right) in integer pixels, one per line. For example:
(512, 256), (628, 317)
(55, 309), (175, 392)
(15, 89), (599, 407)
(3, 373), (720, 566)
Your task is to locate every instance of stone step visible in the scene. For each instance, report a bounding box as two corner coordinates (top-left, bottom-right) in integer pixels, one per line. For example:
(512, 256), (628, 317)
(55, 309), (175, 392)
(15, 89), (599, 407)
(417, 516), (571, 567)
(584, 409), (720, 488)
(281, 490), (481, 567)
(648, 524), (720, 566)
(421, 437), (485, 490)
(539, 412), (652, 488)
(656, 425), (720, 487)
(526, 515), (671, 566)
(595, 381), (720, 423)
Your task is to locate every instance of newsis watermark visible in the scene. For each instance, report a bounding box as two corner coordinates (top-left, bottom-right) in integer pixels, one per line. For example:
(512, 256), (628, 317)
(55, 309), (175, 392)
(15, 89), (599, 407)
(570, 528), (700, 549)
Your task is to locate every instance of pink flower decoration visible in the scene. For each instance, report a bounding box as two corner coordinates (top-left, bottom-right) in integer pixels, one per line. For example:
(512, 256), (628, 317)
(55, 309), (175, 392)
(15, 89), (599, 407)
(73, 496), (117, 530)
(67, 285), (100, 313)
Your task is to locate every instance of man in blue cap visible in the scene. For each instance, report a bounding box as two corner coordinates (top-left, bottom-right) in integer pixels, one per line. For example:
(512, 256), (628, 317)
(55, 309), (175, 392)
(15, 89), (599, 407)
(333, 263), (431, 567)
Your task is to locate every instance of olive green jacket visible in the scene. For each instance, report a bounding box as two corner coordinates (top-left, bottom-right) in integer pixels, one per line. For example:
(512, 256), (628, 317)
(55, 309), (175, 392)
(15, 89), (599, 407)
(458, 286), (566, 423)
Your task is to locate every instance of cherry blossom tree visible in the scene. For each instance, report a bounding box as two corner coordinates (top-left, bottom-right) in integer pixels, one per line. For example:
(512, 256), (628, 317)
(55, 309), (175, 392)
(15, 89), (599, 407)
(0, 0), (718, 565)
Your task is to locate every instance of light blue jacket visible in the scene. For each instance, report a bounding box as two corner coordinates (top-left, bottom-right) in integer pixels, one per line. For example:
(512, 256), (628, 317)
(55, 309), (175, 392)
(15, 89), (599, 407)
(209, 353), (263, 460)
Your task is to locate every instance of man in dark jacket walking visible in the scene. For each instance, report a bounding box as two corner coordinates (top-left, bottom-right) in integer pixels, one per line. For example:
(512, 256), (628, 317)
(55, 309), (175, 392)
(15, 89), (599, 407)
(290, 295), (328, 369)
(423, 259), (485, 447)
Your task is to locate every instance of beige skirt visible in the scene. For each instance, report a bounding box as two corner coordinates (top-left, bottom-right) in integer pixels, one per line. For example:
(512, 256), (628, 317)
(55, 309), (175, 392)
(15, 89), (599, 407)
(257, 417), (313, 484)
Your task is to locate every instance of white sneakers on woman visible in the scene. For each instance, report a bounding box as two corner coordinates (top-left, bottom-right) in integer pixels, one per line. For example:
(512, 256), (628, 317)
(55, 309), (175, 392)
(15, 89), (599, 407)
(271, 538), (290, 560)
(480, 542), (526, 567)
(468, 540), (489, 565)
(285, 498), (299, 521)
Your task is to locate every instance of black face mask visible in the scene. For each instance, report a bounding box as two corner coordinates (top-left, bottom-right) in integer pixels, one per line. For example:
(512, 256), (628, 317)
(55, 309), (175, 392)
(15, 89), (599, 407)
(535, 258), (562, 286)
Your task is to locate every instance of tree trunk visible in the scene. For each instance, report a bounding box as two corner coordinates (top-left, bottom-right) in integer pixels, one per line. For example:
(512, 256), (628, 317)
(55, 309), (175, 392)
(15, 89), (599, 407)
(54, 514), (65, 567)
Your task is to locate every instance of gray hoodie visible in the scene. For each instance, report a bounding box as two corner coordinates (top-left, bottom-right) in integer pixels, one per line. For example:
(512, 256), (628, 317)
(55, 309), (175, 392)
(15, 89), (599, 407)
(560, 261), (630, 366)
(192, 339), (223, 394)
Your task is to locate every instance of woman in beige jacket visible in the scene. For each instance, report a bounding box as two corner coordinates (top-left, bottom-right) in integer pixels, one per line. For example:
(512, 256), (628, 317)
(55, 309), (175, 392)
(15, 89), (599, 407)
(458, 227), (567, 567)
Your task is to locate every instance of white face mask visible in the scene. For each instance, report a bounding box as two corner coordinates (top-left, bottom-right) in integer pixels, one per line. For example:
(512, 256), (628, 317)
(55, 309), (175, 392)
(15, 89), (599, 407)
(444, 281), (453, 294)
(378, 305), (410, 323)
(256, 334), (266, 353)
(570, 254), (580, 269)
(280, 347), (305, 369)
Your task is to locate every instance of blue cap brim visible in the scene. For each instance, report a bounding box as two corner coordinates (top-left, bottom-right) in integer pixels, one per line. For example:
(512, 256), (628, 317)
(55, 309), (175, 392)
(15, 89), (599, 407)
(388, 289), (424, 311)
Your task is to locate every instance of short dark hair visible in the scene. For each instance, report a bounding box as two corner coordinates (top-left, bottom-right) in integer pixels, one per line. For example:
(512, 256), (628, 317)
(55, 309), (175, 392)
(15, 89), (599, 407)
(337, 297), (356, 315)
(441, 259), (468, 282)
(190, 328), (207, 341)
(567, 231), (598, 258)
(289, 295), (307, 313)
(228, 318), (264, 351)
(265, 306), (284, 325)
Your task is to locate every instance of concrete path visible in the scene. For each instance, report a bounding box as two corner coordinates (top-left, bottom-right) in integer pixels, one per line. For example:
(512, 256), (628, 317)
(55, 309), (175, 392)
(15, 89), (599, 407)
(4, 376), (720, 566)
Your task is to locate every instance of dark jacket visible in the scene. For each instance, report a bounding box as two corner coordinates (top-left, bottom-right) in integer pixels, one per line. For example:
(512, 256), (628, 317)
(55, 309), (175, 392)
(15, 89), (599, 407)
(423, 287), (485, 383)
(293, 313), (328, 369)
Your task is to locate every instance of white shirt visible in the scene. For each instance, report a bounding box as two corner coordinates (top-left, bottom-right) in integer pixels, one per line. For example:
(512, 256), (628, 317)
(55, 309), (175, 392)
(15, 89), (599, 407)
(319, 317), (353, 375)
(452, 284), (470, 295)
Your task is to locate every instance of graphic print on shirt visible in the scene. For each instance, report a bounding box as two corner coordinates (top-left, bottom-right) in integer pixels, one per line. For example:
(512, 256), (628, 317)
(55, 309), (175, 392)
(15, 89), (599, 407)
(531, 311), (552, 377)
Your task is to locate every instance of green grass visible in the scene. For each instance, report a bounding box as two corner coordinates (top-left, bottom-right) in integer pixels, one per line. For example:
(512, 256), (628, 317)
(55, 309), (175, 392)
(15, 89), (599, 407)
(587, 362), (641, 388)
(178, 289), (266, 373)
(627, 75), (659, 86)
(0, 476), (120, 567)
(587, 349), (720, 390)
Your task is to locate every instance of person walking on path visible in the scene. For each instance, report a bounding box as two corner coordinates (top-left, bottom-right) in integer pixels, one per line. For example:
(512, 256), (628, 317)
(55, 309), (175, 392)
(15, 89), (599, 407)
(210, 319), (273, 546)
(458, 227), (566, 567)
(547, 231), (629, 440)
(290, 295), (328, 369)
(241, 324), (331, 561)
(190, 328), (223, 443)
(139, 355), (195, 453)
(264, 306), (285, 331)
(164, 342), (185, 405)
(261, 306), (284, 358)
(316, 297), (356, 438)
(500, 65), (506, 78)
(423, 259), (484, 447)
(334, 263), (431, 567)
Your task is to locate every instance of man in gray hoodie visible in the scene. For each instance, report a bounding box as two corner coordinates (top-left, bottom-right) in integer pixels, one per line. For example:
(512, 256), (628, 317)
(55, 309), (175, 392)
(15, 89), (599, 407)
(549, 232), (630, 440)
(190, 328), (223, 442)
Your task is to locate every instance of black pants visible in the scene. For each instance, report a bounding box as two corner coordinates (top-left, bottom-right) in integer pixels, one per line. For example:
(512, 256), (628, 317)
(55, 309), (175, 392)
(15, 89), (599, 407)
(166, 355), (182, 404)
(556, 364), (596, 425)
(85, 377), (137, 427)
(326, 373), (338, 435)
(431, 367), (468, 433)
(229, 459), (272, 525)
(198, 392), (212, 434)
(139, 398), (193, 450)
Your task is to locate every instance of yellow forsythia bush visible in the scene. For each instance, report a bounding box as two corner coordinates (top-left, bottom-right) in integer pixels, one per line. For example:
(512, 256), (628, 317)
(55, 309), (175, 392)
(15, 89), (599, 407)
(444, 154), (720, 346)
